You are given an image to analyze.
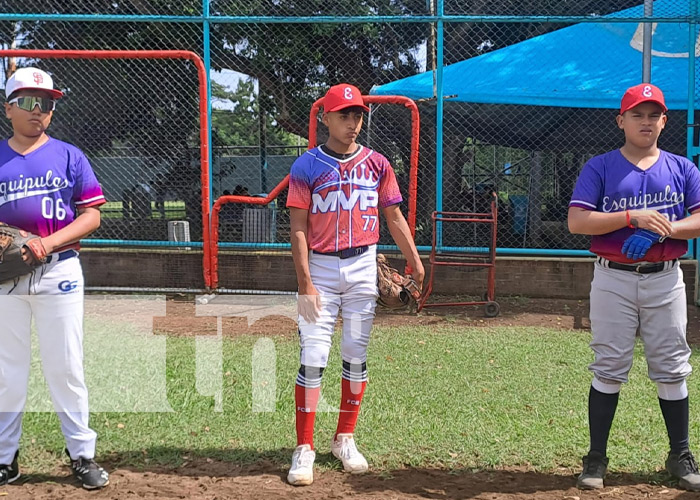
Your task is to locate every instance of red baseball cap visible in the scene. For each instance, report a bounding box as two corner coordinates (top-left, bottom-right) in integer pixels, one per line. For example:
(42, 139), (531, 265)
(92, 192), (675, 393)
(620, 83), (667, 115)
(322, 84), (369, 113)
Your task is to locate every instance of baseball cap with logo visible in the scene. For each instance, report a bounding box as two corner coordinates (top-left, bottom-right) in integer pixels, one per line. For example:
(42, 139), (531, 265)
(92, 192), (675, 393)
(5, 67), (64, 100)
(620, 83), (667, 115)
(322, 83), (369, 113)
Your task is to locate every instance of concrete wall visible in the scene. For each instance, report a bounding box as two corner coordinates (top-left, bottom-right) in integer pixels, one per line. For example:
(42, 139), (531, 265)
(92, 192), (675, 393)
(81, 249), (698, 303)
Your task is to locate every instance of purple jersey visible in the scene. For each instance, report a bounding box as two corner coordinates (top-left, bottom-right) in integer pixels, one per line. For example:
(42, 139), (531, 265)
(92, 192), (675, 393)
(569, 149), (700, 263)
(0, 137), (105, 251)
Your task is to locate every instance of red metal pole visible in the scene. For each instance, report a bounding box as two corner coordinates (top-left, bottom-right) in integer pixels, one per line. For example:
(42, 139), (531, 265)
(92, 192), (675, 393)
(209, 176), (290, 289)
(0, 49), (212, 288)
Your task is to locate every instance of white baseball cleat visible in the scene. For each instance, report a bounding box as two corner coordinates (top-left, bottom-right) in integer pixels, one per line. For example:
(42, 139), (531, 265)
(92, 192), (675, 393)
(287, 444), (315, 486)
(331, 433), (369, 474)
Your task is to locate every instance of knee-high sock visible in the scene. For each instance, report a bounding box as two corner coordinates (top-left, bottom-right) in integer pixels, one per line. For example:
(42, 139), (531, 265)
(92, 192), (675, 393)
(335, 361), (367, 438)
(659, 397), (690, 454)
(588, 385), (619, 456)
(295, 365), (323, 449)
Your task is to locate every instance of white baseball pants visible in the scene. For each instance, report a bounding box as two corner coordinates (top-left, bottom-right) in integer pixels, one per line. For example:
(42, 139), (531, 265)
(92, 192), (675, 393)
(0, 254), (97, 464)
(298, 245), (378, 370)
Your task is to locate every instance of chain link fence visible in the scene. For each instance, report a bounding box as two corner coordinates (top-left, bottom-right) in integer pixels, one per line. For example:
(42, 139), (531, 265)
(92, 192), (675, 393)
(432, 13), (691, 250)
(1, 1), (697, 290)
(0, 53), (204, 241)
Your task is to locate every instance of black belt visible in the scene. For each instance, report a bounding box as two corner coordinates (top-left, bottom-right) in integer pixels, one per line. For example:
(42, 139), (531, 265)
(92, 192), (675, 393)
(598, 257), (677, 274)
(313, 245), (369, 259)
(45, 249), (78, 264)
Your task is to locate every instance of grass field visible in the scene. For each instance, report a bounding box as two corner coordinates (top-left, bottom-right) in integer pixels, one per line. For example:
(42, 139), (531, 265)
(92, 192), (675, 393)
(17, 319), (700, 481)
(100, 201), (187, 220)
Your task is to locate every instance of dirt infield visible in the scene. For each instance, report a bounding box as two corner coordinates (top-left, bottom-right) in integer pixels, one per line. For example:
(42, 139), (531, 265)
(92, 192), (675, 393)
(7, 296), (700, 499)
(128, 294), (700, 344)
(5, 458), (700, 499)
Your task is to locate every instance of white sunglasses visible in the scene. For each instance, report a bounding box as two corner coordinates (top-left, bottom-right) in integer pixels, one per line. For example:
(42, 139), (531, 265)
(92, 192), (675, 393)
(8, 95), (57, 113)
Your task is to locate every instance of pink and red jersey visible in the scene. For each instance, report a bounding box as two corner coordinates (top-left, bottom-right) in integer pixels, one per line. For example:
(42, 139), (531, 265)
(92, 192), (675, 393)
(0, 137), (106, 251)
(287, 145), (402, 253)
(570, 149), (700, 263)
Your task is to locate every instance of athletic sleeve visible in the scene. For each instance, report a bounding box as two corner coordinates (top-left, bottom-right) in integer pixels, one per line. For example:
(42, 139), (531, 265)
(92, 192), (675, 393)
(286, 155), (312, 210)
(683, 160), (700, 213)
(569, 160), (603, 211)
(378, 159), (403, 208)
(73, 151), (106, 208)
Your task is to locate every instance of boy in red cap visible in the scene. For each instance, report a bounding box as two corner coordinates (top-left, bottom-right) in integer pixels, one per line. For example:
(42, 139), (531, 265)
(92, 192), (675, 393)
(285, 83), (424, 486)
(569, 83), (700, 491)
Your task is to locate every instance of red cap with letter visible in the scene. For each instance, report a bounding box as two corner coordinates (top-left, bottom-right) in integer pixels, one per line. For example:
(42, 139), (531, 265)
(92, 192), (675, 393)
(620, 83), (667, 114)
(322, 84), (369, 113)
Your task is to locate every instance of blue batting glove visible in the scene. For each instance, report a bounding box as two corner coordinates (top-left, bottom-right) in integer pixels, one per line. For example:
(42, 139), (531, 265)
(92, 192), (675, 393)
(621, 229), (664, 260)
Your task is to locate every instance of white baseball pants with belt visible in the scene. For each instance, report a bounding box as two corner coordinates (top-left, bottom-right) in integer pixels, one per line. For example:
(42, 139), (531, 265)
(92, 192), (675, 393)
(0, 251), (97, 464)
(298, 245), (378, 371)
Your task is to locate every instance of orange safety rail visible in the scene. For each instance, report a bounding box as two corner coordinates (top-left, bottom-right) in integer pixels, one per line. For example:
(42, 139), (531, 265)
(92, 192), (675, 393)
(209, 95), (420, 290)
(209, 176), (290, 289)
(418, 194), (500, 317)
(308, 95), (420, 244)
(0, 49), (212, 288)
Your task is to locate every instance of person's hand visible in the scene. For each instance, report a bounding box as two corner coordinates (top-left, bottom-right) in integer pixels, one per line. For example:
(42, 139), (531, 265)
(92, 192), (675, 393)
(410, 262), (425, 291)
(621, 229), (665, 260)
(21, 246), (31, 263)
(22, 237), (50, 264)
(298, 284), (322, 324)
(628, 210), (673, 236)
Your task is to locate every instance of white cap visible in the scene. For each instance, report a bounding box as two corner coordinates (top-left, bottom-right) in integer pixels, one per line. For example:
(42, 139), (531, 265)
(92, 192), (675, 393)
(5, 67), (63, 100)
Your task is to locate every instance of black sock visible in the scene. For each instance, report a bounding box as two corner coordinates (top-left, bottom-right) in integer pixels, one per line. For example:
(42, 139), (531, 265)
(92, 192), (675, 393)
(659, 397), (690, 455)
(588, 385), (619, 456)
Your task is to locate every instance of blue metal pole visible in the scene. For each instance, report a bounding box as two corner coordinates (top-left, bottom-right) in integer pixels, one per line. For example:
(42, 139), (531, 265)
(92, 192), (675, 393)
(84, 239), (205, 247)
(82, 239), (597, 256)
(435, 0), (444, 247)
(687, 8), (696, 163)
(203, 0), (214, 212)
(688, 0), (700, 300)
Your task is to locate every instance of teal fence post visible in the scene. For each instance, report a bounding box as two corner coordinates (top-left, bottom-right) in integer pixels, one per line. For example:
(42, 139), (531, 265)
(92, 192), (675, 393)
(203, 0), (214, 211)
(435, 0), (444, 248)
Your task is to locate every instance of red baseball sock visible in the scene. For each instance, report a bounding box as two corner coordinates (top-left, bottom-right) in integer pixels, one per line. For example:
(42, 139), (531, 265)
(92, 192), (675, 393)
(335, 377), (367, 438)
(295, 384), (320, 449)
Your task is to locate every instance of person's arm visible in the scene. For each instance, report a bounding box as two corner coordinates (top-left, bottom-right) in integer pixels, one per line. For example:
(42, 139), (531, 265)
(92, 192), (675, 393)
(382, 204), (425, 288)
(568, 207), (673, 236)
(669, 210), (700, 240)
(43, 206), (101, 252)
(22, 206), (101, 263)
(672, 161), (700, 239)
(290, 207), (320, 322)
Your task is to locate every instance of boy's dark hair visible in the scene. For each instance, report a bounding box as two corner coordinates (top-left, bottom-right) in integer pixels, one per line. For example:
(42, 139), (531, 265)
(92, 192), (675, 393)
(338, 106), (366, 115)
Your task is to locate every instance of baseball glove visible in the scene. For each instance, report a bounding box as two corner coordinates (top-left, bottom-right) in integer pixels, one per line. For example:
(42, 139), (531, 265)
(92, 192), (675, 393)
(376, 253), (421, 311)
(0, 223), (47, 283)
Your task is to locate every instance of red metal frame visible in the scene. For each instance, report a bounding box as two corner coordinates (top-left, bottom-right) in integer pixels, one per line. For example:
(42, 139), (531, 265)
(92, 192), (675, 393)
(0, 50), (212, 287)
(209, 177), (290, 289)
(209, 95), (420, 290)
(418, 193), (498, 313)
(308, 95), (420, 243)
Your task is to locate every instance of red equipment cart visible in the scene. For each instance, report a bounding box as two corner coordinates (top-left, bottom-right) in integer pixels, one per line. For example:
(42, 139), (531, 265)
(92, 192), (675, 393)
(417, 193), (499, 317)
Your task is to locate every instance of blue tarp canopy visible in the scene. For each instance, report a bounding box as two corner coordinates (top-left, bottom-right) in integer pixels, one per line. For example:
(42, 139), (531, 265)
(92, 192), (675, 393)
(372, 0), (698, 110)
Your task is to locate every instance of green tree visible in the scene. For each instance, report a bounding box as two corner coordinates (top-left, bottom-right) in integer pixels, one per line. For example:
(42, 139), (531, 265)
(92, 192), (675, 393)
(0, 0), (645, 241)
(212, 78), (303, 147)
(211, 4), (428, 138)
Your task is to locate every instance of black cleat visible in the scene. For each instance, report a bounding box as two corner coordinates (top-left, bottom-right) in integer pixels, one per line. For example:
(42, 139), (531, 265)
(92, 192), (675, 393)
(66, 449), (109, 490)
(577, 451), (608, 490)
(0, 450), (19, 485)
(666, 450), (700, 492)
